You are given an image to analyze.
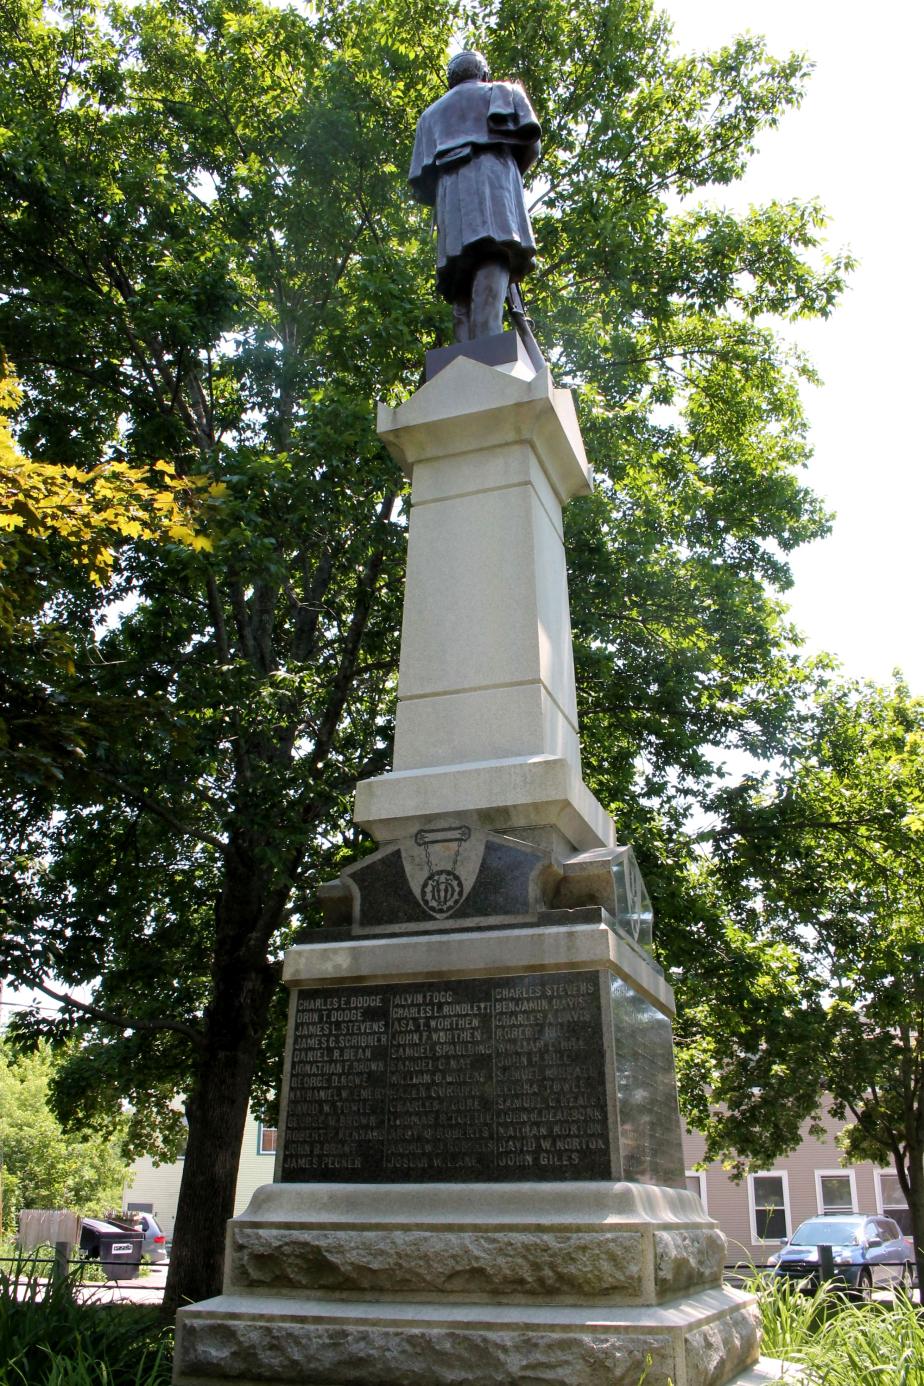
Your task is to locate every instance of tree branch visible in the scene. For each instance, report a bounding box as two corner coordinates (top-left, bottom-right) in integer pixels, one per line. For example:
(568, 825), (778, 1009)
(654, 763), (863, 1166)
(24, 975), (206, 1049)
(204, 573), (253, 783)
(89, 767), (228, 855)
(291, 545), (335, 662)
(305, 489), (397, 777)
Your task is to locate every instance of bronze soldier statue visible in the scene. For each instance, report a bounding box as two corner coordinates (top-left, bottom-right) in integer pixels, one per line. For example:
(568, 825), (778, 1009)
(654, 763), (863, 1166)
(409, 50), (541, 346)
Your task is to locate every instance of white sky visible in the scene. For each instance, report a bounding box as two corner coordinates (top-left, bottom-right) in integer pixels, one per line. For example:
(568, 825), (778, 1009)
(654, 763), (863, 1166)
(665, 0), (923, 691)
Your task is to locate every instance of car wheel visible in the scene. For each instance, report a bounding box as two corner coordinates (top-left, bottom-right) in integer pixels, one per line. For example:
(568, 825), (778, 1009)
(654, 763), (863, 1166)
(897, 1263), (913, 1298)
(856, 1270), (873, 1303)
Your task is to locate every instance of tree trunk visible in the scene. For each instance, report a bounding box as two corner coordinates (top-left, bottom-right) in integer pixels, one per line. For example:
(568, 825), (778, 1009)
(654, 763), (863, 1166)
(162, 854), (280, 1317)
(904, 1146), (924, 1296)
(162, 1041), (257, 1316)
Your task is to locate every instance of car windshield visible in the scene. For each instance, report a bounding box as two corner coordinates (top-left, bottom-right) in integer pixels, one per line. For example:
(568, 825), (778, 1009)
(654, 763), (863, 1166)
(790, 1218), (863, 1247)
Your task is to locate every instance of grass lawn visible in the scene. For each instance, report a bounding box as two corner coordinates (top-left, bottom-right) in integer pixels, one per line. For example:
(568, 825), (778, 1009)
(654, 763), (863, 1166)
(0, 1255), (171, 1386)
(757, 1275), (924, 1384)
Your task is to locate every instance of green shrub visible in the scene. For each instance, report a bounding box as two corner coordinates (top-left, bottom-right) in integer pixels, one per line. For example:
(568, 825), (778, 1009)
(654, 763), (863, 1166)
(756, 1275), (924, 1385)
(0, 1254), (172, 1386)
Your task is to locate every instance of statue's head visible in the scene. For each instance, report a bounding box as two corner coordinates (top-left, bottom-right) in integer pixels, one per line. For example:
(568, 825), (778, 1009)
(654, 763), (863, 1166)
(447, 50), (490, 88)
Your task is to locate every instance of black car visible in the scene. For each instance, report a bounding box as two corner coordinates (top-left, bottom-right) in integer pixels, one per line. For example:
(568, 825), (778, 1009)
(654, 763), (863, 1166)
(768, 1214), (914, 1298)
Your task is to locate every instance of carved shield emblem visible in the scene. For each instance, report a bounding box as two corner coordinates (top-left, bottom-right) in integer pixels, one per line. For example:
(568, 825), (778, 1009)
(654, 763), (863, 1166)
(400, 826), (486, 918)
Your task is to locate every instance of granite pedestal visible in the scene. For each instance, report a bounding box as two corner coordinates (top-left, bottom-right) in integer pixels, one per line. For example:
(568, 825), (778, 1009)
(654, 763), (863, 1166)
(355, 356), (614, 851)
(174, 905), (769, 1386)
(172, 349), (795, 1385)
(174, 1183), (761, 1386)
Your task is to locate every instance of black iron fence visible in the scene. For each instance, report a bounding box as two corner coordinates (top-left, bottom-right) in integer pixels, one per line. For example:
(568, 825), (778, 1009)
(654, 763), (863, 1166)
(0, 1250), (162, 1288)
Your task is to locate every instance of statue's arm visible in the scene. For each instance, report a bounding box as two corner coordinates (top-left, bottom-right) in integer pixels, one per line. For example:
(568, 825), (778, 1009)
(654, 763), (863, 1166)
(484, 82), (541, 173)
(509, 84), (541, 175)
(408, 115), (437, 206)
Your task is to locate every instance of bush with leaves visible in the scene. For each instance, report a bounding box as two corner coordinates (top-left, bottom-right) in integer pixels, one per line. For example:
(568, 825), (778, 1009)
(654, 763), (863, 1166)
(0, 1038), (130, 1237)
(0, 1254), (171, 1386)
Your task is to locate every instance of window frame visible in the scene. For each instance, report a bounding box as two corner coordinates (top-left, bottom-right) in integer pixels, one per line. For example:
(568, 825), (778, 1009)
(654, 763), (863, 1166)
(685, 1170), (708, 1213)
(257, 1122), (278, 1156)
(876, 1169), (912, 1234)
(814, 1168), (857, 1216)
(748, 1170), (791, 1245)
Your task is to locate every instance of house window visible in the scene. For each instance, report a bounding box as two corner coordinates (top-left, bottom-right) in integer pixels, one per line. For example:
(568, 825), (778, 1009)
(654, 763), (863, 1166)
(749, 1172), (790, 1242)
(816, 1170), (856, 1215)
(685, 1171), (707, 1212)
(258, 1124), (278, 1155)
(125, 1202), (154, 1213)
(877, 1171), (912, 1236)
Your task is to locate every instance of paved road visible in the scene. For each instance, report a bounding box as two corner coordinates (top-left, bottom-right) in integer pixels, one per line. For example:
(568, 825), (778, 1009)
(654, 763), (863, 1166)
(10, 1264), (170, 1305)
(73, 1263), (169, 1304)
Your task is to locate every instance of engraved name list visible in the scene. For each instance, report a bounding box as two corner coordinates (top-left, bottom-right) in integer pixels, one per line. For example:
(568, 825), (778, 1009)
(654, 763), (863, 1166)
(280, 971), (614, 1182)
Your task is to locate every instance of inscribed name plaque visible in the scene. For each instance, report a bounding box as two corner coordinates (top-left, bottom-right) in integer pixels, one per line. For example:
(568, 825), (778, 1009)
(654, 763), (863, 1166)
(279, 971), (617, 1183)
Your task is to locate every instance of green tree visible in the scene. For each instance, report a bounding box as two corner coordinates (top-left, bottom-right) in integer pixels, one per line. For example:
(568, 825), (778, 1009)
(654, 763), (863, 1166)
(687, 678), (924, 1289)
(0, 0), (849, 1311)
(0, 359), (216, 789)
(0, 1035), (129, 1235)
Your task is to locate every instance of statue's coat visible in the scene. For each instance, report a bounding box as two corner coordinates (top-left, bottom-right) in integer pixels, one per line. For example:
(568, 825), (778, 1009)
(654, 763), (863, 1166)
(409, 79), (541, 301)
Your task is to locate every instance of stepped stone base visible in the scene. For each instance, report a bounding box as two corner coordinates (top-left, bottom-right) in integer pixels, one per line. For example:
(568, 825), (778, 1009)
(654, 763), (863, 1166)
(173, 1182), (766, 1386)
(175, 1289), (759, 1386)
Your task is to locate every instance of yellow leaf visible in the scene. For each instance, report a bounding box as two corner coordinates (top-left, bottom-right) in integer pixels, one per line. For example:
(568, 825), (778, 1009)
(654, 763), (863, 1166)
(167, 523), (196, 543)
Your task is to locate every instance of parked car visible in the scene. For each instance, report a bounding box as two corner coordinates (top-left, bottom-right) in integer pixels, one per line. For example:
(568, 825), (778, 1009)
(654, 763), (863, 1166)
(768, 1214), (913, 1297)
(136, 1212), (168, 1264)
